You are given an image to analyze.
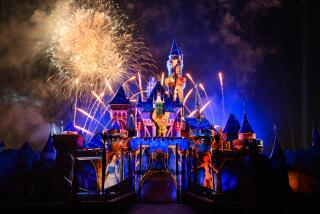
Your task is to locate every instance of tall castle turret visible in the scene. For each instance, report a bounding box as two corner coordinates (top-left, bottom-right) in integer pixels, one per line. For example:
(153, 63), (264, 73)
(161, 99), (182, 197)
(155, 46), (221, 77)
(165, 40), (186, 104)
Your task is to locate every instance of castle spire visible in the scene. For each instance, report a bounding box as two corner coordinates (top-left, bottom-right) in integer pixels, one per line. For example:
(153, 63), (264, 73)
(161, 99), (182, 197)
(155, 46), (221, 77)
(239, 108), (254, 134)
(169, 39), (181, 56)
(238, 107), (256, 140)
(270, 124), (286, 162)
(194, 82), (202, 121)
(109, 85), (130, 105)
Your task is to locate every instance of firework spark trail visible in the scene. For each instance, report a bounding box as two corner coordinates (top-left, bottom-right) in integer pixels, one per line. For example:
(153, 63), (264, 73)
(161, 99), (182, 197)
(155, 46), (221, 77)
(123, 76), (136, 95)
(105, 79), (114, 95)
(186, 73), (204, 109)
(76, 108), (104, 127)
(218, 71), (225, 125)
(130, 90), (147, 99)
(183, 88), (193, 105)
(186, 73), (196, 88)
(81, 79), (110, 137)
(184, 105), (192, 114)
(188, 101), (211, 117)
(92, 106), (110, 137)
(74, 125), (94, 135)
(199, 83), (215, 124)
(161, 72), (164, 86)
(138, 72), (144, 100)
(92, 91), (107, 109)
(49, 0), (154, 100)
(86, 91), (108, 139)
(73, 79), (79, 126)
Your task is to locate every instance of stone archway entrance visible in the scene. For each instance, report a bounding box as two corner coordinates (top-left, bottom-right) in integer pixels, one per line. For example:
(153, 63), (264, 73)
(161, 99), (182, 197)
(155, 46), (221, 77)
(139, 170), (177, 203)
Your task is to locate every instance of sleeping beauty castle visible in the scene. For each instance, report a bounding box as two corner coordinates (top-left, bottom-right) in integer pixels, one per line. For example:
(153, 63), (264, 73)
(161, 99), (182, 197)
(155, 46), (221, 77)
(20, 40), (266, 203)
(47, 40), (266, 202)
(52, 40), (264, 202)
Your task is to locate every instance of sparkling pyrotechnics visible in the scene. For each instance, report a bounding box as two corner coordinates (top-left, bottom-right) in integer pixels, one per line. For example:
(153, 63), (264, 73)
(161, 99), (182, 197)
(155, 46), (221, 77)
(49, 0), (154, 100)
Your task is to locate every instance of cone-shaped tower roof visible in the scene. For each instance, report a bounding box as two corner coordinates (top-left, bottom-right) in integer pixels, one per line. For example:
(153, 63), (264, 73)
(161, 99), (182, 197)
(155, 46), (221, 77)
(64, 120), (77, 132)
(169, 39), (181, 56)
(109, 85), (129, 105)
(270, 125), (286, 161)
(239, 109), (254, 133)
(42, 132), (56, 154)
(223, 113), (241, 134)
(111, 121), (120, 130)
(20, 141), (33, 152)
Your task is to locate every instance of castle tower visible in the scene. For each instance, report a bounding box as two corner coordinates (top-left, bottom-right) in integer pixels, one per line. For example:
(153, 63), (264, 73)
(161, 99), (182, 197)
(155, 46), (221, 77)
(195, 83), (202, 121)
(41, 132), (56, 161)
(238, 109), (256, 140)
(109, 85), (130, 130)
(165, 40), (186, 104)
(223, 113), (241, 142)
(270, 125), (286, 162)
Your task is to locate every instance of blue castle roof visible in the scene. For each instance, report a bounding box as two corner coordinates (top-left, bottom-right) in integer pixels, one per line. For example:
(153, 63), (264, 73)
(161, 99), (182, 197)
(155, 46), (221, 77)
(64, 120), (77, 132)
(239, 111), (254, 133)
(142, 81), (176, 112)
(170, 39), (182, 56)
(270, 128), (286, 161)
(185, 117), (212, 130)
(111, 121), (120, 130)
(42, 133), (55, 154)
(109, 85), (129, 105)
(223, 113), (240, 134)
(20, 142), (33, 152)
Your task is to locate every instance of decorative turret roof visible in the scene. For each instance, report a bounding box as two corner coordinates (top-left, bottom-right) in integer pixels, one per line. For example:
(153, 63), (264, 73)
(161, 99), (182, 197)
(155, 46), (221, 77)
(111, 121), (120, 130)
(127, 114), (135, 131)
(270, 125), (286, 162)
(42, 132), (56, 154)
(109, 85), (129, 105)
(146, 81), (166, 103)
(20, 142), (33, 152)
(223, 113), (241, 134)
(185, 117), (212, 131)
(136, 111), (143, 122)
(239, 110), (254, 133)
(312, 121), (320, 147)
(169, 39), (182, 56)
(64, 120), (77, 132)
(142, 81), (176, 112)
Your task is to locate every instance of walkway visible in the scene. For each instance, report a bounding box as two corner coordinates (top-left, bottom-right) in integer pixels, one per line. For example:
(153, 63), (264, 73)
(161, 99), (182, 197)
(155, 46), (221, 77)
(126, 203), (197, 214)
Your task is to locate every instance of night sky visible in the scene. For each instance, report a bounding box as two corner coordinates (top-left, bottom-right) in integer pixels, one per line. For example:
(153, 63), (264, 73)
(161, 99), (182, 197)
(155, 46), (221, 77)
(0, 0), (319, 153)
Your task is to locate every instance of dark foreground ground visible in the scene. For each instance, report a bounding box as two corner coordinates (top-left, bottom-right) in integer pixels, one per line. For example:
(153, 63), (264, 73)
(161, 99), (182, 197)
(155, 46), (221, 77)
(2, 198), (320, 214)
(2, 201), (320, 214)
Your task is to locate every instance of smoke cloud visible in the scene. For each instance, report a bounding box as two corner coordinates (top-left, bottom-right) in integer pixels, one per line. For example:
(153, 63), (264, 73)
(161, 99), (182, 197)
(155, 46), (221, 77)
(0, 0), (67, 149)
